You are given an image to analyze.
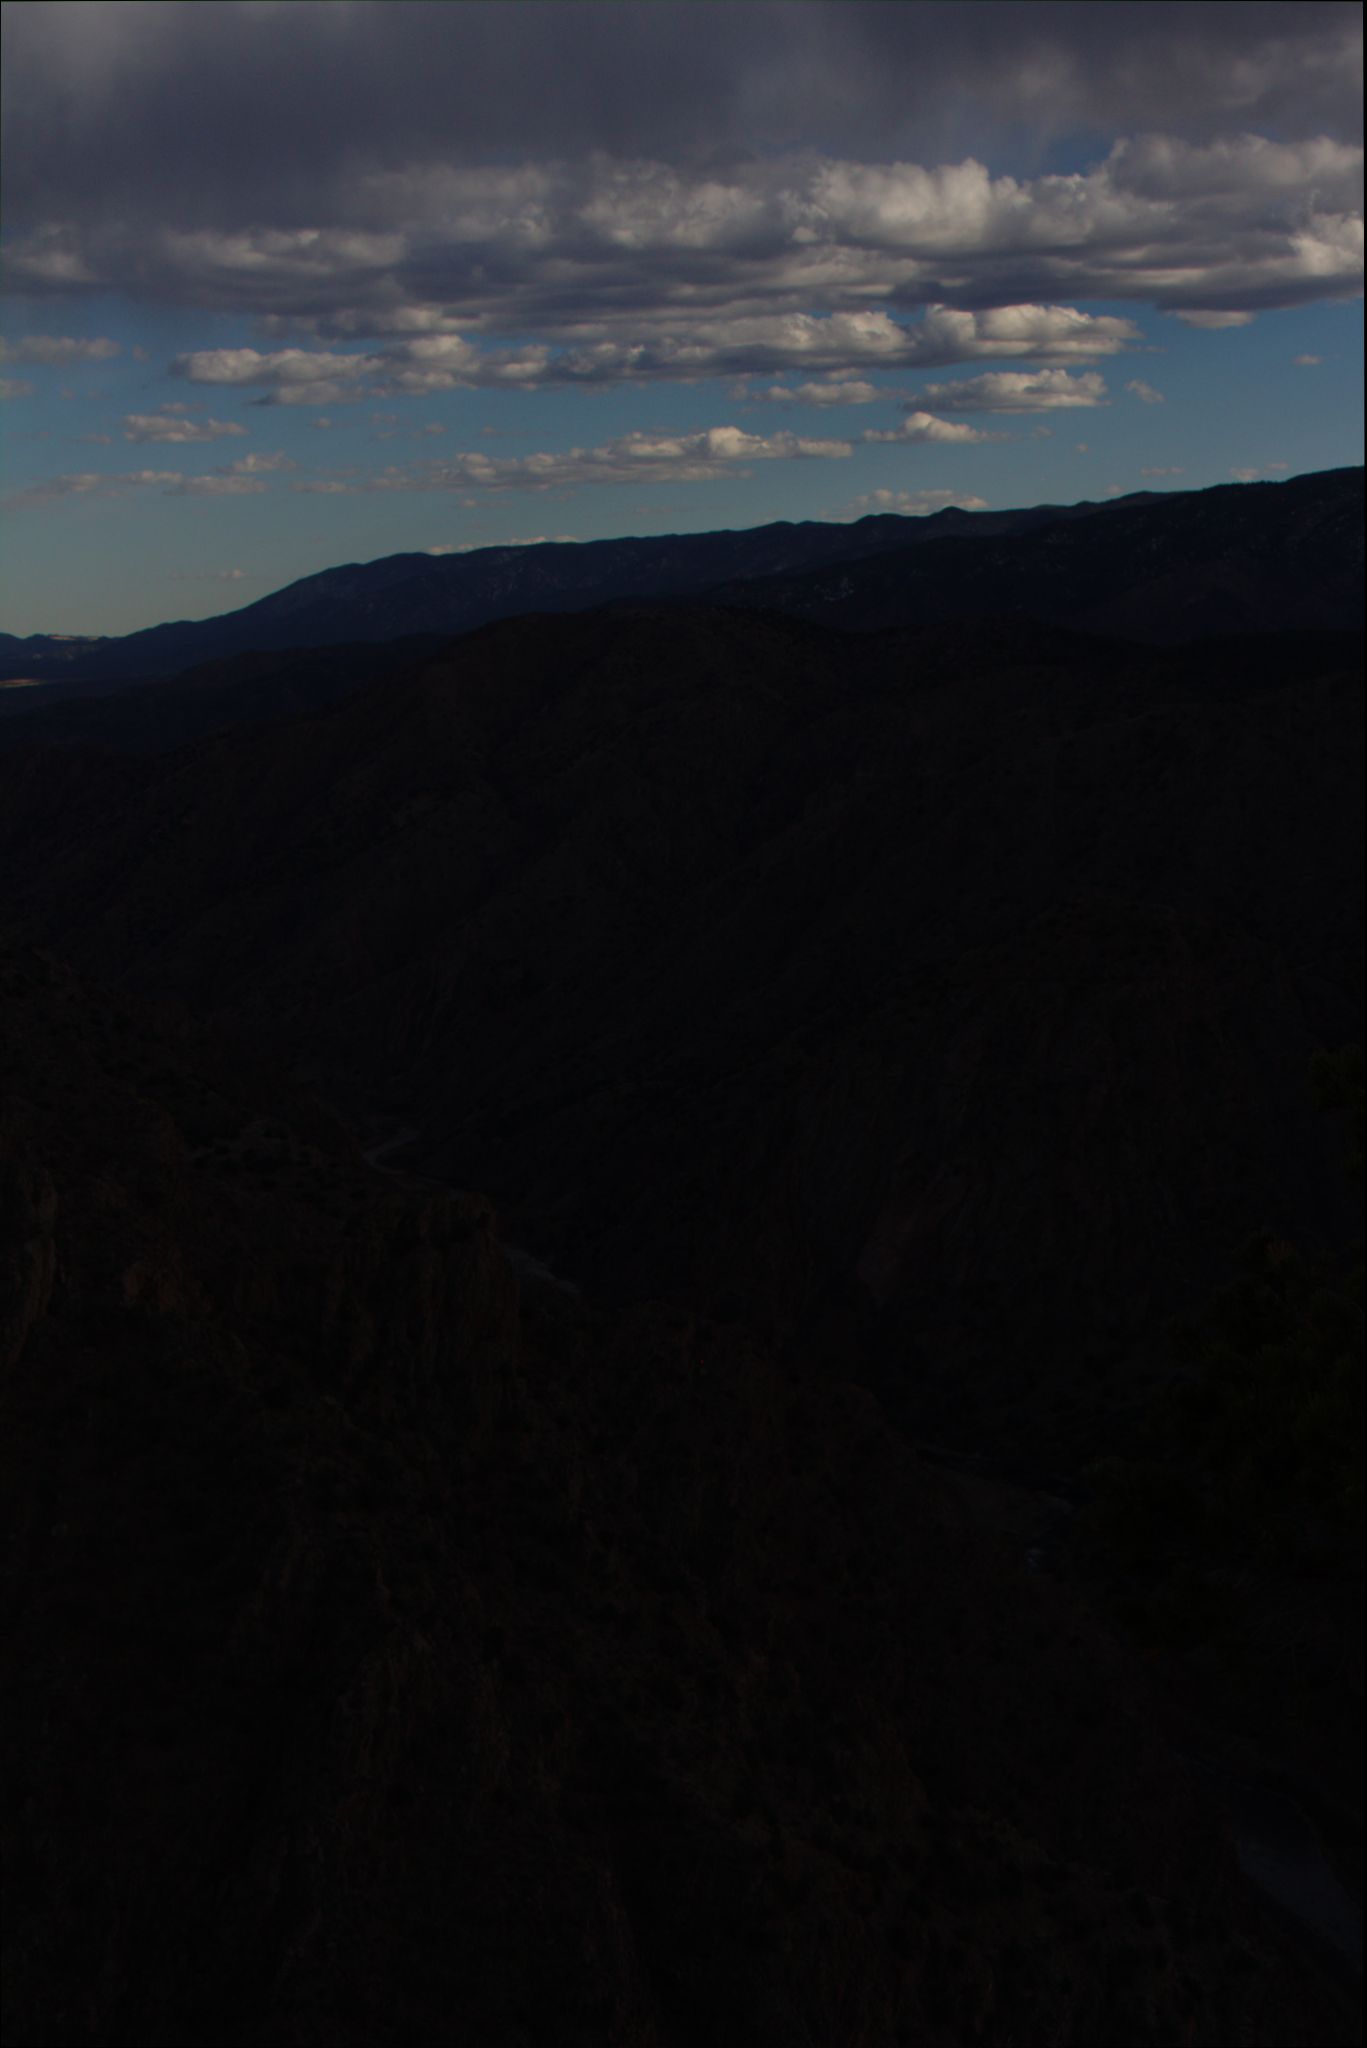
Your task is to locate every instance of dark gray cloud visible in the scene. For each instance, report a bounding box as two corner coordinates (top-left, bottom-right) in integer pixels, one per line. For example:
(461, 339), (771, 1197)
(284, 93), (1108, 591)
(3, 2), (1360, 237)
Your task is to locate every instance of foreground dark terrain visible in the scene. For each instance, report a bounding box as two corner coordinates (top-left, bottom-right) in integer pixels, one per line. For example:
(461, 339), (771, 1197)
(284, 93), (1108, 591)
(1, 470), (1362, 2044)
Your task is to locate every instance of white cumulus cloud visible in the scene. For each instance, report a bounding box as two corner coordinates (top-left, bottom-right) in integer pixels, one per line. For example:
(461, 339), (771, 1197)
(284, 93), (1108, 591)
(911, 370), (1109, 412)
(862, 411), (994, 444)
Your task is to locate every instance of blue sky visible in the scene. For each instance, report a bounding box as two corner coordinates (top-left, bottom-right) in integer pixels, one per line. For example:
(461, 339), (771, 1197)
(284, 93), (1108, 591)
(1, 2), (1362, 636)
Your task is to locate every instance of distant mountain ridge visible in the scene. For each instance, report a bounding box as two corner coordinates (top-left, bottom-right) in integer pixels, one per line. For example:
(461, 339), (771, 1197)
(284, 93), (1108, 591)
(704, 466), (1364, 645)
(5, 467), (1359, 687)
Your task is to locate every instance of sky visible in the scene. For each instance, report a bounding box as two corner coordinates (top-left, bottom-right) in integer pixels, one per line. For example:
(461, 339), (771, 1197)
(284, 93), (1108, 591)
(0, 0), (1362, 637)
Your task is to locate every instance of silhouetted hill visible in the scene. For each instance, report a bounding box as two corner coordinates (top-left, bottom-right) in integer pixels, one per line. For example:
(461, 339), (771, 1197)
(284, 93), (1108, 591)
(3, 468), (1359, 691)
(2, 941), (1354, 2046)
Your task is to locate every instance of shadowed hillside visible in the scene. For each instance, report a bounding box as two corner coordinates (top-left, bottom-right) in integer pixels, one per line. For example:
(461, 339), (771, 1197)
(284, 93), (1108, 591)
(1, 486), (1362, 2045)
(2, 943), (1355, 2047)
(2, 609), (1358, 1467)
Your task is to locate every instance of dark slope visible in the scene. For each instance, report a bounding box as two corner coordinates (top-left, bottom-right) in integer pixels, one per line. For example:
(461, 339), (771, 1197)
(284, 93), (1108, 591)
(704, 466), (1365, 643)
(2, 607), (1359, 1467)
(0, 635), (449, 754)
(3, 468), (1358, 689)
(0, 630), (108, 670)
(2, 942), (1354, 2047)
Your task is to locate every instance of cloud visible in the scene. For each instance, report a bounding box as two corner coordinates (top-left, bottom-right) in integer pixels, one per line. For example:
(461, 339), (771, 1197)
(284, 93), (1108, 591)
(8, 471), (120, 505)
(837, 487), (990, 519)
(224, 450), (295, 473)
(289, 421), (855, 498)
(755, 379), (885, 406)
(5, 4), (1358, 237)
(168, 304), (1145, 405)
(377, 423), (855, 491)
(10, 133), (1358, 376)
(1140, 466), (1185, 476)
(7, 459), (274, 508)
(0, 334), (120, 365)
(1124, 378), (1165, 403)
(172, 566), (249, 582)
(171, 345), (380, 407)
(912, 369), (1108, 412)
(1172, 310), (1256, 329)
(861, 410), (992, 444)
(1293, 352), (1323, 365)
(1230, 461), (1292, 480)
(0, 376), (35, 400)
(172, 472), (269, 496)
(121, 409), (248, 443)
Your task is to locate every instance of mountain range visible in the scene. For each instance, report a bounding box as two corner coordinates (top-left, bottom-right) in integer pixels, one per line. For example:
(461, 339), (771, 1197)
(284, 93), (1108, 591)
(2, 467), (1360, 698)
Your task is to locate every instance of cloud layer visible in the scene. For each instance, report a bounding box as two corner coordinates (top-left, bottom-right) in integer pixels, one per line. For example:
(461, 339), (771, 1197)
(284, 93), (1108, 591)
(4, 3), (1359, 230)
(3, 8), (1360, 416)
(0, 3), (1359, 557)
(12, 139), (1359, 365)
(6, 421), (867, 511)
